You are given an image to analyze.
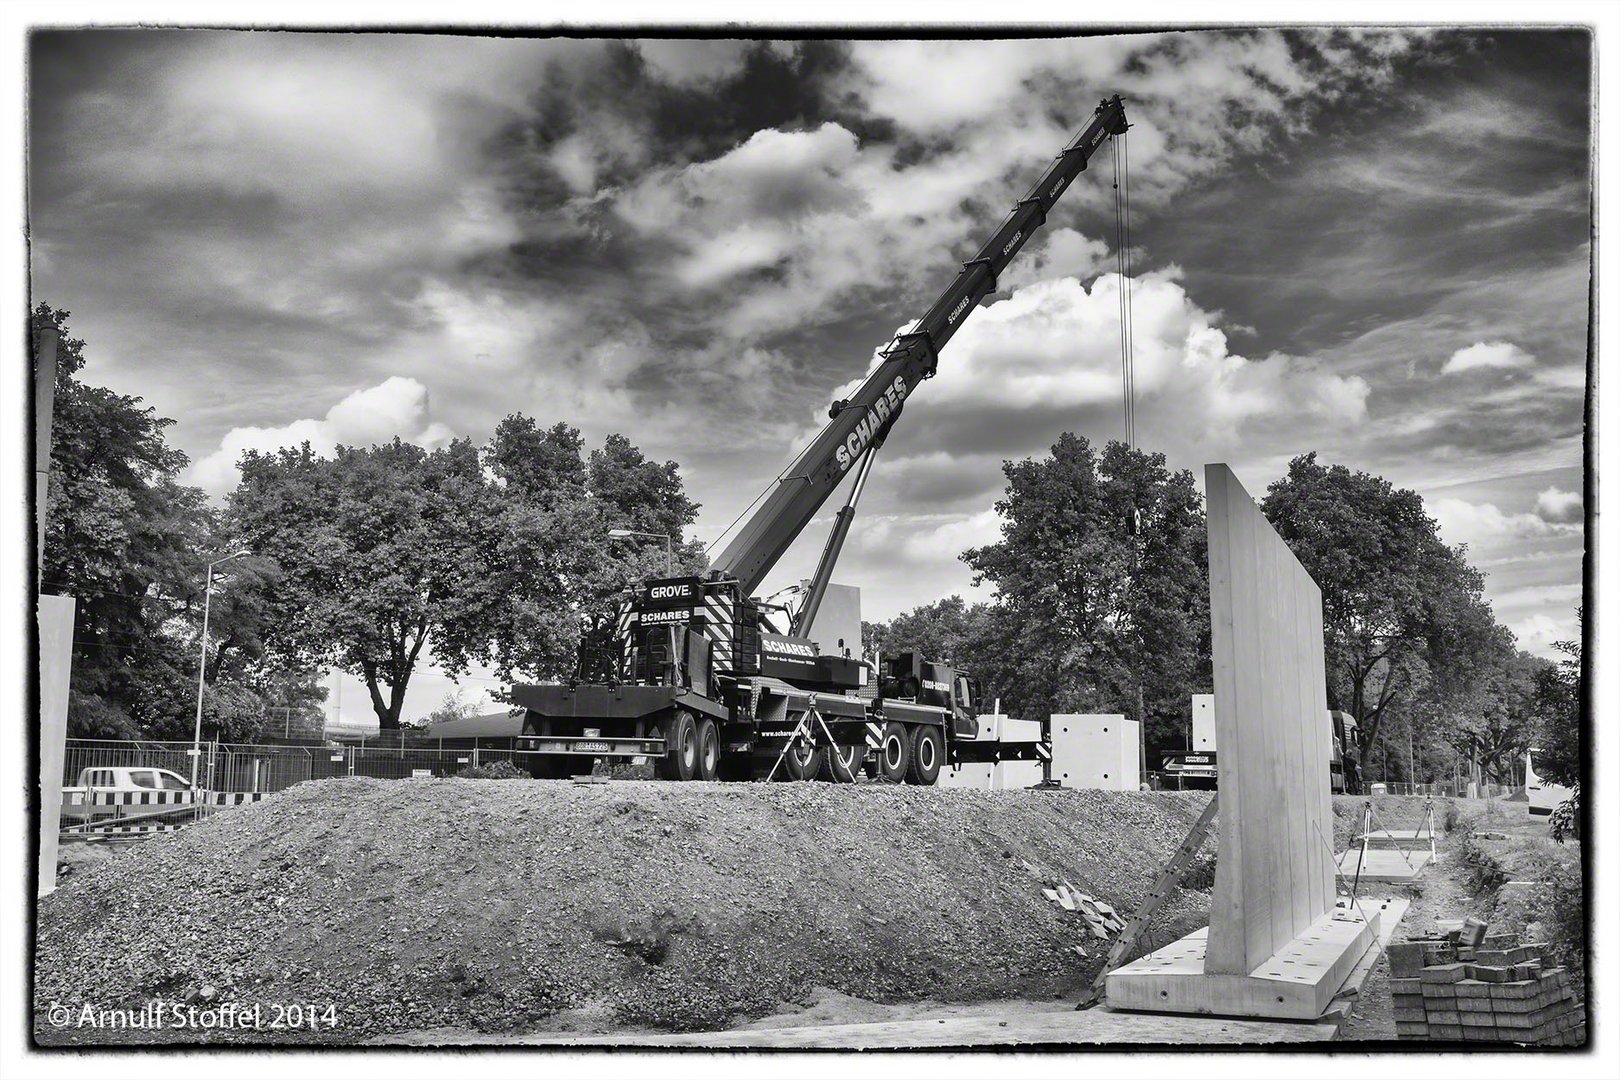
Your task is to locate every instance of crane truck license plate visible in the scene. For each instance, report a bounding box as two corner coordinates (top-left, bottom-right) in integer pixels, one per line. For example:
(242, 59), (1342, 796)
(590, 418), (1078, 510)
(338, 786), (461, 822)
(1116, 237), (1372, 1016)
(575, 740), (611, 753)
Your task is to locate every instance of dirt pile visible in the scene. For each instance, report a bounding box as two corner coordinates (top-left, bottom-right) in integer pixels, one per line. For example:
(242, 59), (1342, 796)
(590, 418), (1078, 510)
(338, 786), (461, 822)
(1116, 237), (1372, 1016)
(37, 778), (1219, 1043)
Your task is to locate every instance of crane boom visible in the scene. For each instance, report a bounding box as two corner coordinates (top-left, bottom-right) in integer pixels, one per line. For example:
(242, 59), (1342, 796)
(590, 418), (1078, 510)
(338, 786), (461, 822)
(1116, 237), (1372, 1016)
(710, 95), (1128, 595)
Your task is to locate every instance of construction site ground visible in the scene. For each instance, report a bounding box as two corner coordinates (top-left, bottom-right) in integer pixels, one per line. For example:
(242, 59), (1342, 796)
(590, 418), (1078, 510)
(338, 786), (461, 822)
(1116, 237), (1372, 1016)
(34, 779), (1579, 1047)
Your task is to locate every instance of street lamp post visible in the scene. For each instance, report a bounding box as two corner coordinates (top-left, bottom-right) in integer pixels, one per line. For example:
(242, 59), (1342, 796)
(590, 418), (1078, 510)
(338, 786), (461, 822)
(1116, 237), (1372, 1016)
(607, 528), (673, 575)
(191, 550), (250, 787)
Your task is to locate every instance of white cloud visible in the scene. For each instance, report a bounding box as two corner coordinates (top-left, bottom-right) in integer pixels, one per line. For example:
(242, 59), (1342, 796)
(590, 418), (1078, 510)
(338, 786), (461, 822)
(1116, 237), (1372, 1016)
(824, 272), (1369, 459)
(1510, 613), (1577, 657)
(1429, 495), (1579, 550)
(187, 377), (453, 495)
(1535, 485), (1583, 525)
(1442, 340), (1535, 375)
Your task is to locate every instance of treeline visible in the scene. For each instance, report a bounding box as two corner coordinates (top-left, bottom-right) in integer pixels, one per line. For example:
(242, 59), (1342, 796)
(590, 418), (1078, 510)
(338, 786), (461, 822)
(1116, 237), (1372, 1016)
(866, 434), (1583, 786)
(36, 305), (704, 737)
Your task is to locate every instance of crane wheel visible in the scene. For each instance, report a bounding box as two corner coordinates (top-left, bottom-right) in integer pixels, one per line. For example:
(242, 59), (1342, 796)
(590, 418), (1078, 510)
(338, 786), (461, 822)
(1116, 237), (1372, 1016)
(779, 734), (823, 782)
(906, 724), (943, 786)
(656, 710), (699, 781)
(817, 743), (866, 783)
(695, 717), (720, 781)
(874, 722), (910, 783)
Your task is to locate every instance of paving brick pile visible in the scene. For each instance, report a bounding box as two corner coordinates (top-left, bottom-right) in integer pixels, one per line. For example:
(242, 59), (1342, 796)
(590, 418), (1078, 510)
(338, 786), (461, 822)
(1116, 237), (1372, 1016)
(1387, 919), (1585, 1046)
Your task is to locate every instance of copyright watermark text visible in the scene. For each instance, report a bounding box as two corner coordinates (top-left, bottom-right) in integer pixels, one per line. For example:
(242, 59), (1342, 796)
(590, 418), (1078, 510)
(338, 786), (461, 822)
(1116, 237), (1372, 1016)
(43, 1000), (338, 1032)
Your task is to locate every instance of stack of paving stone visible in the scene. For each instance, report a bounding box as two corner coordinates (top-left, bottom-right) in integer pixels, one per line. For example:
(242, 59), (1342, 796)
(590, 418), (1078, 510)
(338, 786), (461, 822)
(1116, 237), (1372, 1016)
(1387, 921), (1585, 1045)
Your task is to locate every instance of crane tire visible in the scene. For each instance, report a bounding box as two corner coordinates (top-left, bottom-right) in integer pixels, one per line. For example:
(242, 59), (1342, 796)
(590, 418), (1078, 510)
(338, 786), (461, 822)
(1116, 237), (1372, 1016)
(874, 722), (910, 783)
(695, 716), (720, 781)
(778, 733), (823, 782)
(656, 710), (700, 781)
(906, 724), (944, 786)
(818, 743), (866, 783)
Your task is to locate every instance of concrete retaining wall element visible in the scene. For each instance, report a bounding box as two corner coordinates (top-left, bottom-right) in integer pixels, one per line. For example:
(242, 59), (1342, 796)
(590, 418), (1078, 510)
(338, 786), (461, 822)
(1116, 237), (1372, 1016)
(1203, 463), (1335, 976)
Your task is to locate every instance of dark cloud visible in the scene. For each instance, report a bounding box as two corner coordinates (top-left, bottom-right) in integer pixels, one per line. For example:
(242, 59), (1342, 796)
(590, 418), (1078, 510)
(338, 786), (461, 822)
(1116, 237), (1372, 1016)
(27, 29), (1589, 667)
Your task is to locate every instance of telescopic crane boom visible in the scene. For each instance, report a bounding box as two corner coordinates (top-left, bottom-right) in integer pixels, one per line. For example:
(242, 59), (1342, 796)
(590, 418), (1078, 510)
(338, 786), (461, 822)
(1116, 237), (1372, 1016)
(710, 95), (1129, 596)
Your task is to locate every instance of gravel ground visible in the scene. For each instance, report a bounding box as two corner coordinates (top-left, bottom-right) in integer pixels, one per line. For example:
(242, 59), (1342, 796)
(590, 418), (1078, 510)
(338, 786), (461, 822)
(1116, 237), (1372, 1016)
(35, 778), (1220, 1045)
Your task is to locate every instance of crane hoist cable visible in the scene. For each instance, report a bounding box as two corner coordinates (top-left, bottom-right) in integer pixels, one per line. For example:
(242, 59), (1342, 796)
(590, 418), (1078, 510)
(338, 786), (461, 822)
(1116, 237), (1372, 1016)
(1112, 126), (1137, 450)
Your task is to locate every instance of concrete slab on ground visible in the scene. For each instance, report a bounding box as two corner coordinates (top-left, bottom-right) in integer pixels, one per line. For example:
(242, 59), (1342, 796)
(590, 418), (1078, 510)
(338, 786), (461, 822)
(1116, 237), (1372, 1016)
(460, 1005), (1342, 1047)
(1337, 846), (1434, 882)
(1105, 904), (1378, 1020)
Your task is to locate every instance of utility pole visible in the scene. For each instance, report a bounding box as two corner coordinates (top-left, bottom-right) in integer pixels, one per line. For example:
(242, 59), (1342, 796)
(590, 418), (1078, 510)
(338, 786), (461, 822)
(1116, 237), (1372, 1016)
(191, 550), (250, 787)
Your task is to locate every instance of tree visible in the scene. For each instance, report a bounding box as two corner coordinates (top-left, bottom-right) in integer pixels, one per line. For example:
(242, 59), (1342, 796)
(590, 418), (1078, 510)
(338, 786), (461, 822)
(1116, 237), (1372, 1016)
(226, 420), (708, 725)
(227, 438), (496, 729)
(411, 688), (479, 729)
(863, 595), (989, 665)
(960, 435), (1209, 747)
(1261, 453), (1497, 774)
(476, 425), (706, 684)
(35, 304), (270, 738)
(1533, 611), (1581, 789)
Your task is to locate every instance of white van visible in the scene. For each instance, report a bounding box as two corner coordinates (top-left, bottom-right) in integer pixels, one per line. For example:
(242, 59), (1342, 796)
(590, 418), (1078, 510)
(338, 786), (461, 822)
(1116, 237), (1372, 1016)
(61, 766), (192, 822)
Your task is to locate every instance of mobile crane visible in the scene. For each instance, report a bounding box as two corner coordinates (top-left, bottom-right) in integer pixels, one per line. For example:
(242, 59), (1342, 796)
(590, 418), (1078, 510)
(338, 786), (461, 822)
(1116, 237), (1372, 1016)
(510, 95), (1130, 783)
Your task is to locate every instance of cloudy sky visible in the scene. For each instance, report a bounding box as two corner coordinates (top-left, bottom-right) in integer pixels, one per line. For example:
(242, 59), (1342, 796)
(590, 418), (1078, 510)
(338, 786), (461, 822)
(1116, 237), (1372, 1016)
(28, 29), (1590, 722)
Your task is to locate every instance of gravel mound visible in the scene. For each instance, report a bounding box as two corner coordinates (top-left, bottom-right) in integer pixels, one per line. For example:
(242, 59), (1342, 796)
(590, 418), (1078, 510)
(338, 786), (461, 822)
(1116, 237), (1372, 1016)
(36, 778), (1219, 1043)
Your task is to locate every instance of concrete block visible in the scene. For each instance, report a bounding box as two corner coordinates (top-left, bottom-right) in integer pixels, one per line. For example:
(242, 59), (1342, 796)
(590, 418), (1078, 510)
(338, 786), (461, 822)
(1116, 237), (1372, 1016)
(934, 762), (994, 790)
(1454, 979), (1491, 998)
(1481, 933), (1517, 950)
(1388, 976), (1423, 995)
(1457, 997), (1493, 1014)
(1469, 964), (1512, 983)
(1387, 942), (1426, 978)
(1459, 1009), (1495, 1026)
(1421, 963), (1466, 983)
(1394, 1021), (1429, 1038)
(1421, 943), (1456, 966)
(991, 760), (1044, 790)
(1428, 1009), (1461, 1026)
(1421, 982), (1457, 999)
(1393, 1005), (1427, 1023)
(1428, 1023), (1463, 1040)
(1491, 1006), (1552, 1030)
(1459, 917), (1488, 946)
(1486, 980), (1537, 1001)
(1049, 714), (1139, 790)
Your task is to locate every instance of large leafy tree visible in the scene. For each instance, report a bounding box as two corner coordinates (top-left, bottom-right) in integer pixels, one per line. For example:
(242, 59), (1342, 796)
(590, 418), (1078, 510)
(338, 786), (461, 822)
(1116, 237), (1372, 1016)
(226, 419), (706, 724)
(477, 420), (705, 684)
(960, 435), (1209, 747)
(1261, 452), (1498, 773)
(227, 438), (494, 729)
(35, 304), (296, 739)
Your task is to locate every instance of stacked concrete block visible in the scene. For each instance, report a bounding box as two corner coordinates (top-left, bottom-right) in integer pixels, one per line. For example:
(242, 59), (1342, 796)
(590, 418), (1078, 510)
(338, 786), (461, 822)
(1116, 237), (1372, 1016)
(1388, 926), (1584, 1045)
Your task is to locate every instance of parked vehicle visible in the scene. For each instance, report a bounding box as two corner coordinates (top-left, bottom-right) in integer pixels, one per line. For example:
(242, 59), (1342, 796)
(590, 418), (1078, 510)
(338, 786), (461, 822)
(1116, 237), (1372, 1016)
(61, 766), (192, 822)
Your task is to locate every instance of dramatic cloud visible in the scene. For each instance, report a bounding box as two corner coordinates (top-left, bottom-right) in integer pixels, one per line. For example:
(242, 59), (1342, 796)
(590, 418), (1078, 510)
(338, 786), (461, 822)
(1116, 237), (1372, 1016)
(1429, 495), (1579, 551)
(1442, 340), (1536, 375)
(29, 29), (1590, 679)
(814, 270), (1370, 513)
(1535, 485), (1583, 525)
(188, 377), (454, 495)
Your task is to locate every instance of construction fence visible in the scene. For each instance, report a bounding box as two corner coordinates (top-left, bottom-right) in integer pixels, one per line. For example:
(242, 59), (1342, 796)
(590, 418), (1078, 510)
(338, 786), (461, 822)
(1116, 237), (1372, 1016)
(63, 738), (527, 796)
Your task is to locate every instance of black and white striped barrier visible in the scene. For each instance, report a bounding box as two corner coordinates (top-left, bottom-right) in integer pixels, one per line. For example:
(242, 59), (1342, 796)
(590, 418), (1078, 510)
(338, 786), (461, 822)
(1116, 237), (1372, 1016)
(64, 822), (188, 838)
(64, 789), (267, 808)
